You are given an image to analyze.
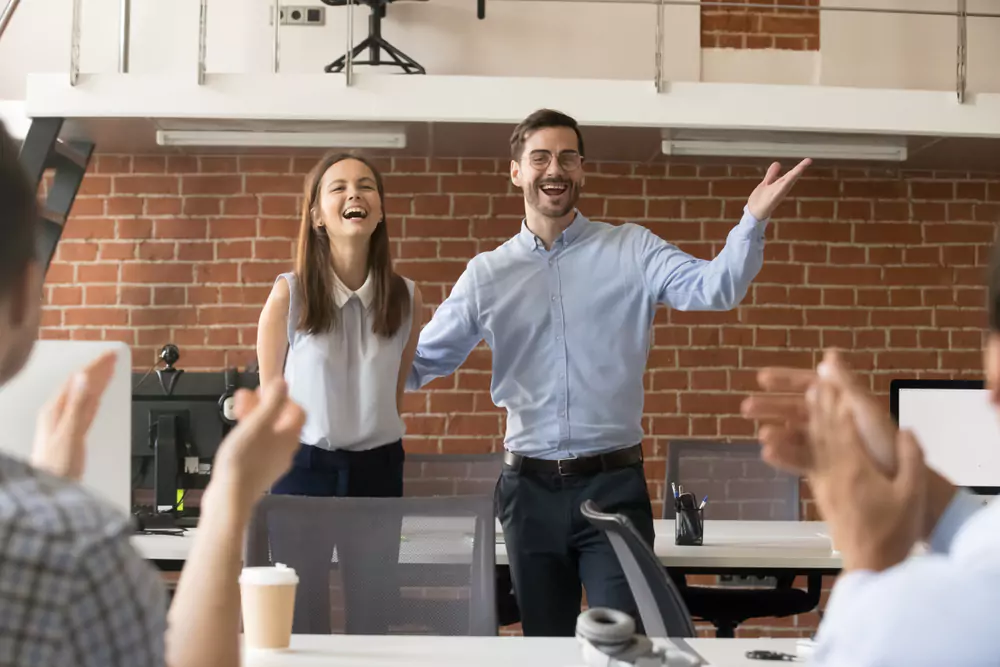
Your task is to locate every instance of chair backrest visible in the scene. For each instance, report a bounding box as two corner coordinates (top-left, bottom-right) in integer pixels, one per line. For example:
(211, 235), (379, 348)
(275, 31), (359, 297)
(663, 440), (800, 521)
(245, 494), (496, 636)
(403, 453), (504, 498)
(580, 499), (696, 638)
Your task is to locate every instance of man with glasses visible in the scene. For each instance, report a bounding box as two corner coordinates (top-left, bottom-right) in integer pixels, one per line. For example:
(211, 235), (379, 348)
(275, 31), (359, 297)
(407, 108), (810, 636)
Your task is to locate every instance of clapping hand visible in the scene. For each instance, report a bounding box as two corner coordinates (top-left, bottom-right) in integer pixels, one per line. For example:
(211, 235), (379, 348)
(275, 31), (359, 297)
(31, 350), (117, 481)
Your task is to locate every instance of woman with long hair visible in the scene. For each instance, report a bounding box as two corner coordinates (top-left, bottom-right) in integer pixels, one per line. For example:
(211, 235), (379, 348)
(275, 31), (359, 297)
(256, 153), (422, 499)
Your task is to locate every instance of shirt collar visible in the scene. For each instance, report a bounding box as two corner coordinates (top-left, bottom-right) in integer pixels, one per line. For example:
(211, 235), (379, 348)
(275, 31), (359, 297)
(517, 210), (589, 251)
(332, 270), (374, 309)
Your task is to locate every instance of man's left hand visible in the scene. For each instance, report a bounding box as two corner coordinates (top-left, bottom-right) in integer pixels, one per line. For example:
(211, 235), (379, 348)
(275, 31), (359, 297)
(746, 158), (812, 221)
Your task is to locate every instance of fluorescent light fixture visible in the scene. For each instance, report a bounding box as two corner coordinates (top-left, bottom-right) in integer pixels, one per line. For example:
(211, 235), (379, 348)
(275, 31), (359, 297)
(661, 138), (907, 162)
(156, 129), (406, 149)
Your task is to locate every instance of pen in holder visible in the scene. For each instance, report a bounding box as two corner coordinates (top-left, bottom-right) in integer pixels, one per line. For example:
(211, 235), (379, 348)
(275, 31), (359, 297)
(673, 487), (705, 546)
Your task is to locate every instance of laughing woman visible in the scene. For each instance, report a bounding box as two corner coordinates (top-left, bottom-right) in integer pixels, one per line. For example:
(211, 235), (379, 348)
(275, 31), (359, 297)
(256, 153), (422, 500)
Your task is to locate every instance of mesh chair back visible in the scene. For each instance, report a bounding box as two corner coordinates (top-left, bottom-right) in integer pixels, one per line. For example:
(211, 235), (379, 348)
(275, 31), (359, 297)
(664, 440), (800, 521)
(580, 499), (696, 638)
(245, 494), (496, 636)
(403, 453), (504, 497)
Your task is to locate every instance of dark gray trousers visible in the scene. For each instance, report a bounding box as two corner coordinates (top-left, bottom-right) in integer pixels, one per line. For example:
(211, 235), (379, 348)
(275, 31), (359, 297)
(496, 461), (655, 636)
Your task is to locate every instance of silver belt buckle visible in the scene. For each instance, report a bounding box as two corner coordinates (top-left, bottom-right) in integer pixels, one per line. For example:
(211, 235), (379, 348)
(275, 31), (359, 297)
(557, 458), (571, 476)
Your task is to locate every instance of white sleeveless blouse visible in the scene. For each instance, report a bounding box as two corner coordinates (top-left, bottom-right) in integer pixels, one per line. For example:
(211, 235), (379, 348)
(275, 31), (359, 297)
(278, 271), (414, 451)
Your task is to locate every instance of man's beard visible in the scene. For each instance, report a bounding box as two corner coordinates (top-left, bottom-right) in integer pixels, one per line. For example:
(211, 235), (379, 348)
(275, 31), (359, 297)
(526, 178), (579, 218)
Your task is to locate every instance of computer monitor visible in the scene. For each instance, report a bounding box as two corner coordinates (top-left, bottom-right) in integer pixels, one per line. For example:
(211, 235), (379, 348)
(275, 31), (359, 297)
(890, 379), (1000, 494)
(132, 366), (258, 524)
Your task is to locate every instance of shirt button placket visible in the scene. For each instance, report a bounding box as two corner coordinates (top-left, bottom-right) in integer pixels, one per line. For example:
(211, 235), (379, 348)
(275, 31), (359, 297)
(548, 254), (570, 445)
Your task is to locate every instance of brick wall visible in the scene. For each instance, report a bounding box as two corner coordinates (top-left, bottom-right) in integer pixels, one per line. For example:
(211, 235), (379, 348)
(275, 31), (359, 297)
(701, 0), (821, 51)
(42, 153), (997, 636)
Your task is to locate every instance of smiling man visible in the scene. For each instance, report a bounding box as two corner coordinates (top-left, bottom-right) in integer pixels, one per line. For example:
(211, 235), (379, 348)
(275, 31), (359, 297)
(407, 108), (810, 636)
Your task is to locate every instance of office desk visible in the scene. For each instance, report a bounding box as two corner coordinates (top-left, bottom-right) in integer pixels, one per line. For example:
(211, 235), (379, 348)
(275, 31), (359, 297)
(133, 519), (840, 572)
(240, 634), (805, 667)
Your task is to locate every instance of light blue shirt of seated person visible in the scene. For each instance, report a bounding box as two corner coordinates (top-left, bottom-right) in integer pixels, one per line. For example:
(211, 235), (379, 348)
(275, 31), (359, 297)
(813, 490), (1000, 667)
(407, 207), (766, 459)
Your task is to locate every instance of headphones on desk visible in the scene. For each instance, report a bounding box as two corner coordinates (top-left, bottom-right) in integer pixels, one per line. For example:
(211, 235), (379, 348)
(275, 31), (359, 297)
(219, 367), (239, 426)
(576, 608), (702, 667)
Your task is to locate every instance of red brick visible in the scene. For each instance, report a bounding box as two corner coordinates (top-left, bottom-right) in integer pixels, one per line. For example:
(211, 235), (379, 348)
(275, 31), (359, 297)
(107, 197), (144, 216)
(829, 246), (865, 265)
(755, 328), (787, 347)
(919, 329), (949, 349)
(889, 289), (922, 307)
(857, 289), (889, 307)
(876, 351), (938, 371)
(145, 197), (183, 215)
(677, 348), (739, 368)
(854, 222), (921, 244)
(115, 175), (179, 195)
(913, 201), (947, 222)
(121, 263), (193, 284)
(120, 287), (151, 305)
(910, 181), (954, 200)
(806, 308), (868, 326)
(396, 261), (466, 283)
(823, 288), (855, 306)
(57, 242), (99, 262)
(241, 262), (291, 284)
(210, 218), (258, 239)
(856, 329), (885, 348)
(869, 247), (903, 265)
(136, 242), (176, 261)
(871, 309), (933, 327)
(62, 218), (116, 240)
(778, 222), (850, 243)
(648, 179), (710, 197)
(884, 267), (952, 286)
(258, 218), (299, 239)
(904, 246), (941, 265)
(685, 199), (723, 220)
(742, 349), (814, 369)
(842, 180), (906, 199)
(836, 201), (872, 221)
(239, 157), (291, 173)
(741, 307), (803, 326)
(254, 240), (293, 260)
(197, 263), (240, 284)
(64, 307), (128, 326)
(808, 265), (880, 285)
(406, 218), (470, 238)
(679, 392), (743, 415)
(77, 264), (120, 283)
(48, 286), (83, 306)
(447, 414), (501, 436)
(199, 157), (238, 173)
(177, 242), (215, 262)
(153, 287), (187, 306)
(925, 223), (994, 244)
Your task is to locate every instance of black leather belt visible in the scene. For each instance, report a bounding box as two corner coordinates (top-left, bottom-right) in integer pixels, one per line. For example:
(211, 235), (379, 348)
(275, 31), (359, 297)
(503, 444), (643, 476)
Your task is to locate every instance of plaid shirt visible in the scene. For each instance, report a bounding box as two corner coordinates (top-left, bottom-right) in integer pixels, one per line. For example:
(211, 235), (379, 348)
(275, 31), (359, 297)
(0, 453), (166, 666)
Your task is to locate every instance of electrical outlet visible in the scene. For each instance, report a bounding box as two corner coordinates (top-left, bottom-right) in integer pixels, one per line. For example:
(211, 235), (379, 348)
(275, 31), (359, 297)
(719, 574), (777, 588)
(269, 5), (326, 26)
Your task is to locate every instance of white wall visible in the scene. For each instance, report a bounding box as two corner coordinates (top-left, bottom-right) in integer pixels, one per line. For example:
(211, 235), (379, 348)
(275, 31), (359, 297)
(0, 0), (701, 99)
(820, 0), (1000, 93)
(4, 0), (999, 102)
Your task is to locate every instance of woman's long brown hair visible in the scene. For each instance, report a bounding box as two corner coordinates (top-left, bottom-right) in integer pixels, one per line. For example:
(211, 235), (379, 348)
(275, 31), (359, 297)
(294, 153), (410, 338)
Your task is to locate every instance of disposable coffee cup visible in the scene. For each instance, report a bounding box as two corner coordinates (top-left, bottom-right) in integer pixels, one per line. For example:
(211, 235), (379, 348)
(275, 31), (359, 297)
(240, 563), (298, 650)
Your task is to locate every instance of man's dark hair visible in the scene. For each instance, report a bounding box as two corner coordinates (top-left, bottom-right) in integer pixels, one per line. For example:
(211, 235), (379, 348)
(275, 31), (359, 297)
(509, 109), (585, 161)
(989, 234), (1000, 332)
(0, 121), (37, 298)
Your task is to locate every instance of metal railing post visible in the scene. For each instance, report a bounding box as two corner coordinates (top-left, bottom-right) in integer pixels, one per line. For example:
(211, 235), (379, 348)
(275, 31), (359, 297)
(957, 0), (968, 103)
(272, 0), (280, 73)
(198, 0), (208, 84)
(119, 0), (131, 73)
(70, 0), (82, 86)
(0, 0), (23, 42)
(346, 0), (355, 85)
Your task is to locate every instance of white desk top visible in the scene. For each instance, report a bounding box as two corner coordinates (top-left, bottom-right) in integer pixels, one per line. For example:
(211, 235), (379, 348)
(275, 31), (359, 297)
(133, 519), (840, 571)
(240, 635), (806, 667)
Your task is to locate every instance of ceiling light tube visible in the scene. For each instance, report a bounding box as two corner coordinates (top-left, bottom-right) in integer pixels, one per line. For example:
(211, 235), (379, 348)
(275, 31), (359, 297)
(661, 139), (907, 162)
(156, 129), (407, 149)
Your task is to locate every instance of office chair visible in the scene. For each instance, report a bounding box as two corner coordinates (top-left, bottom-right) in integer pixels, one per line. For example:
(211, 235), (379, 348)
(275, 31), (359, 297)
(664, 440), (823, 638)
(245, 494), (497, 635)
(580, 499), (696, 638)
(402, 452), (520, 627)
(320, 0), (425, 74)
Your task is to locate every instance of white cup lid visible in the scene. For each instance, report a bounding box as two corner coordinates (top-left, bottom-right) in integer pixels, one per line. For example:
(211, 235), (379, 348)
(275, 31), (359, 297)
(239, 563), (299, 586)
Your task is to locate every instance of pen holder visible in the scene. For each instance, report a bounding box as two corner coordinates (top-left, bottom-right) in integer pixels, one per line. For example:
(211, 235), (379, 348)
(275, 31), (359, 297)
(674, 506), (704, 546)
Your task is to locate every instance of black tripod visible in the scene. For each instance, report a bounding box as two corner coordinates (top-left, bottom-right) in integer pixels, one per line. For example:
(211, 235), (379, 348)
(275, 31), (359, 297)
(323, 0), (425, 74)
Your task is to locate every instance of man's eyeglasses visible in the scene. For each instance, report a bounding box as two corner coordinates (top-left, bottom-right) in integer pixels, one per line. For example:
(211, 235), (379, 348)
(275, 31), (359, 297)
(527, 150), (583, 171)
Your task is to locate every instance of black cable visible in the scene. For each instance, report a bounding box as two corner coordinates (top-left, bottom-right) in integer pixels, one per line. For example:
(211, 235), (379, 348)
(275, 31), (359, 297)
(132, 360), (160, 392)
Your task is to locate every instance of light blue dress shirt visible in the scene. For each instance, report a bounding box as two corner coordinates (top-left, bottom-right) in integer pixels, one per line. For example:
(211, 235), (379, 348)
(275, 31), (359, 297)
(813, 490), (1000, 667)
(407, 207), (766, 459)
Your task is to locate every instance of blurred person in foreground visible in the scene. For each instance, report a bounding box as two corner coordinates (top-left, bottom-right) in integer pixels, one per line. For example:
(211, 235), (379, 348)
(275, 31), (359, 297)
(742, 249), (1000, 666)
(0, 118), (305, 667)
